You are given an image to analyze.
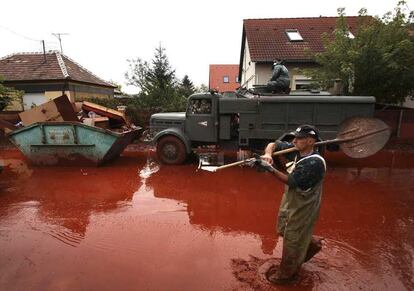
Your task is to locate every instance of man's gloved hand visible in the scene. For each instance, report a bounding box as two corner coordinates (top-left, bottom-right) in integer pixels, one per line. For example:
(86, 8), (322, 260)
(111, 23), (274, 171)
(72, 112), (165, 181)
(254, 156), (275, 173)
(261, 153), (274, 165)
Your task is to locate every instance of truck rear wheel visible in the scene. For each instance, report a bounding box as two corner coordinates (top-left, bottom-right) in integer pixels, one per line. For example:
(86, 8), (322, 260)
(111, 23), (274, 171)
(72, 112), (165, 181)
(156, 136), (187, 165)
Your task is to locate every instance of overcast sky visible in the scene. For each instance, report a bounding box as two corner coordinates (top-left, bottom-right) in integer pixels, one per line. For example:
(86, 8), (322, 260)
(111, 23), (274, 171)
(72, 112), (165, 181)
(0, 0), (412, 93)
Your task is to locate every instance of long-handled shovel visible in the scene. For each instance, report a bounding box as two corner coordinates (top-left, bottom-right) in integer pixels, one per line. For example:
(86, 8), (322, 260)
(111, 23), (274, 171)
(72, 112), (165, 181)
(199, 117), (391, 172)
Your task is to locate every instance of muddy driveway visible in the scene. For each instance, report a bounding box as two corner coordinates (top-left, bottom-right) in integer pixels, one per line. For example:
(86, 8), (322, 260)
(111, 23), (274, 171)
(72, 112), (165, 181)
(0, 148), (414, 290)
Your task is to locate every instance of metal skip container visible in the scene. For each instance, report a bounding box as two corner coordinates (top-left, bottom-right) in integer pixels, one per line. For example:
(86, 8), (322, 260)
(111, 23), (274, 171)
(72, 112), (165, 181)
(7, 122), (142, 166)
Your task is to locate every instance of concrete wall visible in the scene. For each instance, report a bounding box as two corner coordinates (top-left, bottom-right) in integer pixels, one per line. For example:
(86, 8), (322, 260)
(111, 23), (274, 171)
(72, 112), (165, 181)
(45, 91), (71, 101)
(375, 108), (414, 141)
(254, 63), (271, 85)
(72, 91), (112, 100)
(17, 91), (72, 110)
(70, 83), (113, 100)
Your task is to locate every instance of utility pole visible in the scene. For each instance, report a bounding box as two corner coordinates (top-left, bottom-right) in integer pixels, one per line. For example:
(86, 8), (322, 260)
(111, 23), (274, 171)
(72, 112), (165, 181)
(52, 33), (69, 53)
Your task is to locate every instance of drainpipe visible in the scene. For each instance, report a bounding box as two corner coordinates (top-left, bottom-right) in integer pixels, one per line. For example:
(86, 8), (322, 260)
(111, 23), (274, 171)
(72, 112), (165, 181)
(62, 78), (70, 100)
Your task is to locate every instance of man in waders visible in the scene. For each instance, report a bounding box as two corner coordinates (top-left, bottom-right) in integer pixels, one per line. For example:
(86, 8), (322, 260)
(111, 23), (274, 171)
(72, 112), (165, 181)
(257, 124), (326, 284)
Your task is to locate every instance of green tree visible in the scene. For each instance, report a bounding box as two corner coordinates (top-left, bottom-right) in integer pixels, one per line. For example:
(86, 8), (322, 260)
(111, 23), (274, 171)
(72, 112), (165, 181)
(108, 80), (123, 92)
(353, 3), (414, 103)
(177, 75), (196, 98)
(305, 8), (358, 95)
(195, 83), (209, 93)
(125, 58), (150, 92)
(306, 2), (414, 104)
(0, 77), (23, 111)
(125, 44), (186, 111)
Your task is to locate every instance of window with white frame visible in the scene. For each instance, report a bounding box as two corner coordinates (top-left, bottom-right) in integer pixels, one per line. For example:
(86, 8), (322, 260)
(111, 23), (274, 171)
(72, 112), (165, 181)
(223, 76), (229, 83)
(347, 31), (355, 39)
(293, 75), (313, 90)
(286, 29), (303, 41)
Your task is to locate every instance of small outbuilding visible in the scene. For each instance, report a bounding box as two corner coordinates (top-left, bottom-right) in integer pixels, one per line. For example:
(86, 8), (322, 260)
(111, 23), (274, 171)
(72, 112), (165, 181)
(0, 51), (116, 110)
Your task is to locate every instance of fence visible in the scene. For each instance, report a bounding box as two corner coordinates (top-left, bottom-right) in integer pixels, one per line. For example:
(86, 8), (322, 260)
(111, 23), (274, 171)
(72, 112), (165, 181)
(375, 106), (414, 142)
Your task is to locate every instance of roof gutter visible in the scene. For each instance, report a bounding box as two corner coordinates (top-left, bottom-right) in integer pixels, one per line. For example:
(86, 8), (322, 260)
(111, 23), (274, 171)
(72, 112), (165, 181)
(3, 79), (117, 89)
(253, 59), (317, 64)
(238, 25), (246, 81)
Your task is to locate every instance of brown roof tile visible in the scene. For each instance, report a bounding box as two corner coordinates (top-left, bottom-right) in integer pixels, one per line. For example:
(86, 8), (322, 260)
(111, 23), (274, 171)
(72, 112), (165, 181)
(243, 16), (370, 62)
(0, 51), (115, 87)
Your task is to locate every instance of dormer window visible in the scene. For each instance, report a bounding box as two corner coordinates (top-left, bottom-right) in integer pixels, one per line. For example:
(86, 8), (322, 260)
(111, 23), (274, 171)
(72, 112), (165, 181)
(286, 29), (303, 41)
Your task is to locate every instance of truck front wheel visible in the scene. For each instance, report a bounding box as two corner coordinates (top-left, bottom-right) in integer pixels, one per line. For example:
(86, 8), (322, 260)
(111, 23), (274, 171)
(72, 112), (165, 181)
(156, 136), (187, 164)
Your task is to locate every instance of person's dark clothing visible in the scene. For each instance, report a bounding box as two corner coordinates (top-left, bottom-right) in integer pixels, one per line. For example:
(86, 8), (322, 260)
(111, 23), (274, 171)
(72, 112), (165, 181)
(273, 141), (326, 280)
(267, 64), (290, 91)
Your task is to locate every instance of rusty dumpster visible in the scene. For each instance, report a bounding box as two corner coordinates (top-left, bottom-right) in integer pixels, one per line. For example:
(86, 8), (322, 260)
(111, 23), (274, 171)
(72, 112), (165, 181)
(7, 122), (142, 166)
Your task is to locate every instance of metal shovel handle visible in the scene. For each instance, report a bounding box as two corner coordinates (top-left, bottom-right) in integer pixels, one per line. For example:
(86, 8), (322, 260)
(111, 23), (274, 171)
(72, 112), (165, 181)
(210, 147), (297, 172)
(200, 118), (390, 172)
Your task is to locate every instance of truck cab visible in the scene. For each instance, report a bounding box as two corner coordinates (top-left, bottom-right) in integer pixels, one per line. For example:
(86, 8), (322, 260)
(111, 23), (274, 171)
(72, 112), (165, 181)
(148, 93), (219, 164)
(185, 94), (219, 143)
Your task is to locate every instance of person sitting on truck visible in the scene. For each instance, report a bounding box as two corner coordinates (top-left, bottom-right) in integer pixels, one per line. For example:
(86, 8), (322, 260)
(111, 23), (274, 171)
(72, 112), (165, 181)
(257, 125), (326, 285)
(267, 59), (290, 93)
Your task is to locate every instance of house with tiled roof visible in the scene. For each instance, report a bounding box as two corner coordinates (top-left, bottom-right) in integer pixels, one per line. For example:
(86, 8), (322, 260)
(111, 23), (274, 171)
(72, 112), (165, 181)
(209, 64), (240, 93)
(0, 51), (116, 110)
(239, 16), (365, 91)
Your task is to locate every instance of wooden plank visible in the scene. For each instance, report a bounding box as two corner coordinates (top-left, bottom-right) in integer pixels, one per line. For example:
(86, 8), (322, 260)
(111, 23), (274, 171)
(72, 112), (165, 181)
(82, 101), (126, 122)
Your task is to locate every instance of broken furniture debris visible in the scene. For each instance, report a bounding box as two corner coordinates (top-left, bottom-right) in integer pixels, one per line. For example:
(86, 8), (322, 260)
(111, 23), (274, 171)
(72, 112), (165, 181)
(81, 101), (127, 129)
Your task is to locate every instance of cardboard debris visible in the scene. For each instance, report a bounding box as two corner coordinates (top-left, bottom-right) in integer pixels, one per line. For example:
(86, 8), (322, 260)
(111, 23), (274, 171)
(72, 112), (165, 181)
(19, 95), (78, 126)
(73, 102), (83, 113)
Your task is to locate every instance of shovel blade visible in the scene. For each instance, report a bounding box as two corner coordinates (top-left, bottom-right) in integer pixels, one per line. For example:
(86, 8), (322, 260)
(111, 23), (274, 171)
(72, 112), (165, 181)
(338, 117), (391, 158)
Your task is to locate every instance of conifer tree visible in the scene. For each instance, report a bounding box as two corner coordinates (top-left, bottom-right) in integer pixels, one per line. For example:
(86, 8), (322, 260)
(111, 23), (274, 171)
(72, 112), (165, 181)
(178, 75), (196, 98)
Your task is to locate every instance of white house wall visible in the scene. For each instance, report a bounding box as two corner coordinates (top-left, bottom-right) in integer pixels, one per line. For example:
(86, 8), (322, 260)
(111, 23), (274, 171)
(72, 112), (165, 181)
(250, 63), (319, 90)
(22, 93), (47, 110)
(255, 63), (296, 87)
(255, 63), (273, 86)
(241, 39), (255, 89)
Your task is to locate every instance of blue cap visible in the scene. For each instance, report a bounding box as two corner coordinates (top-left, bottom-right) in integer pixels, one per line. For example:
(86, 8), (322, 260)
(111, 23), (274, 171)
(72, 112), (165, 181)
(293, 124), (320, 140)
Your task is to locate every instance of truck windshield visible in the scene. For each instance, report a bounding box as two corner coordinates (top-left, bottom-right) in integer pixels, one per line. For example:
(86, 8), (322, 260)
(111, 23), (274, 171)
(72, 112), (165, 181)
(188, 98), (212, 115)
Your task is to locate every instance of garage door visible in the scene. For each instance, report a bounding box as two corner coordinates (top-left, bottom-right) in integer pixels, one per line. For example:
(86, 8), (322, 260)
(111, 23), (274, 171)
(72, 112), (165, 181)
(23, 93), (47, 110)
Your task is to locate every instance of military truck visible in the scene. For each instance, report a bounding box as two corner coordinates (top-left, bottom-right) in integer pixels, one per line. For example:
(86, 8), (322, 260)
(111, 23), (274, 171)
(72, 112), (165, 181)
(146, 92), (375, 164)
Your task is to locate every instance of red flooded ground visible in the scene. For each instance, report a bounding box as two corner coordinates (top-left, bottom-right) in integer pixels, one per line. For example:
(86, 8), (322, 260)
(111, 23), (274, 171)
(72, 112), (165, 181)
(0, 148), (414, 290)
